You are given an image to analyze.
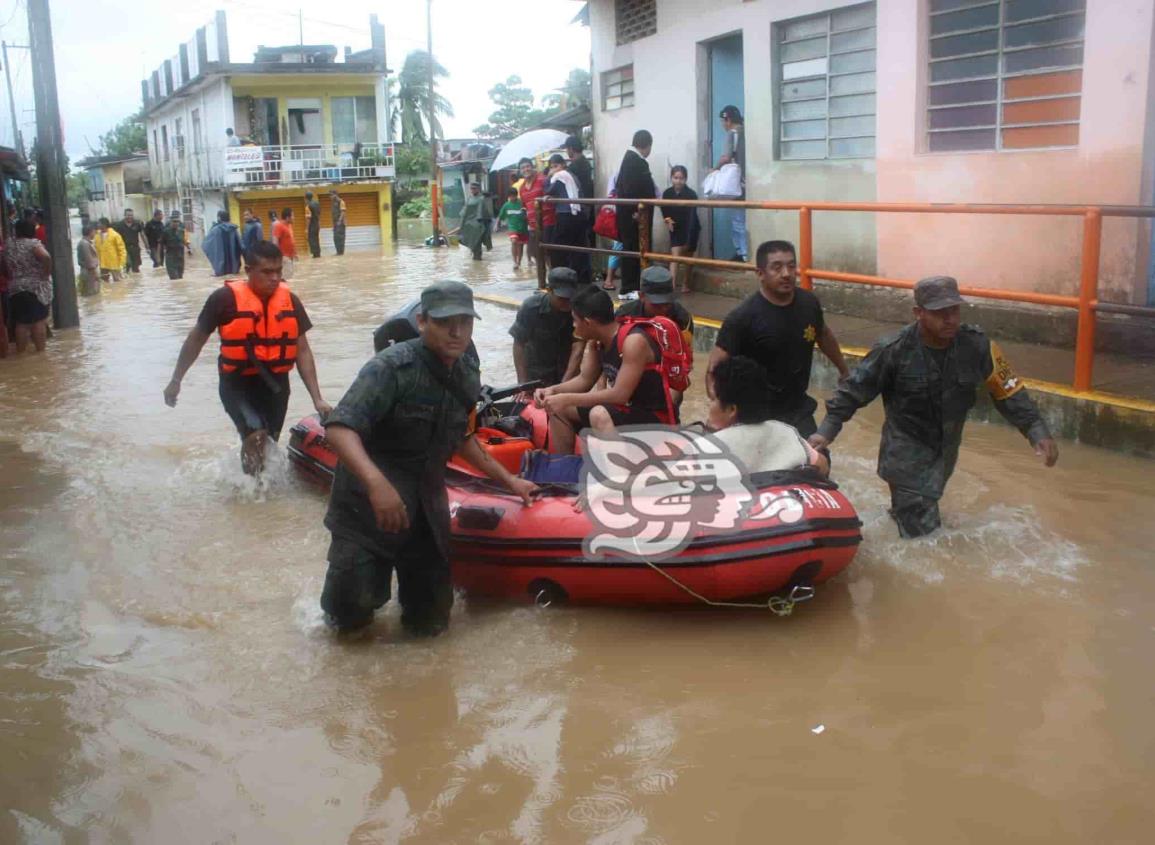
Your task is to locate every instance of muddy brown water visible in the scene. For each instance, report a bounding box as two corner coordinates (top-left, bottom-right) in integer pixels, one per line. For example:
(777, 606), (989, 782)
(2, 230), (1154, 843)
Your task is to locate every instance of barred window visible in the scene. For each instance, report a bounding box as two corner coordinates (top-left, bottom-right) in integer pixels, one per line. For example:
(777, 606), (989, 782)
(928, 0), (1085, 152)
(616, 0), (656, 46)
(602, 65), (635, 111)
(776, 3), (877, 160)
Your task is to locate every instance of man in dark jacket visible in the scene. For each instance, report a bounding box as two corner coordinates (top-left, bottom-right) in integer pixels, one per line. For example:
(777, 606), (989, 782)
(202, 210), (244, 276)
(319, 281), (537, 636)
(113, 209), (146, 274)
(241, 209), (264, 262)
(144, 210), (166, 267)
(510, 267), (584, 399)
(305, 191), (322, 258)
(614, 129), (657, 295)
(810, 276), (1059, 538)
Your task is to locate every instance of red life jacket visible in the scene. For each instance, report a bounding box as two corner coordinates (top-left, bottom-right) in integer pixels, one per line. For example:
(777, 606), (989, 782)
(218, 280), (299, 376)
(613, 315), (694, 424)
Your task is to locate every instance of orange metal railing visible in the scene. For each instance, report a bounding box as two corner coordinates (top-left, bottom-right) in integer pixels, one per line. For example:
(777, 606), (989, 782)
(534, 197), (1155, 393)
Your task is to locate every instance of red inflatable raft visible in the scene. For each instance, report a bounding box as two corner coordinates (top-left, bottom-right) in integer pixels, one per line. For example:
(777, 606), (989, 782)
(287, 407), (862, 608)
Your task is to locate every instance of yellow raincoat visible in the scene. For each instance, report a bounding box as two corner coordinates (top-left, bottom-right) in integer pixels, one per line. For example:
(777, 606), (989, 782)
(95, 229), (126, 271)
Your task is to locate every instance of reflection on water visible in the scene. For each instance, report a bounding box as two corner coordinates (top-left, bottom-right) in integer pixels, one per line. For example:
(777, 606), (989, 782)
(2, 238), (1154, 843)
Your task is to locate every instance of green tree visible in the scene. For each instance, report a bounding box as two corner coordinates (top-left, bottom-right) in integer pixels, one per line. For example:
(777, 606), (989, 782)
(391, 50), (454, 145)
(97, 111), (147, 156)
(66, 171), (88, 207)
(542, 68), (592, 111)
(473, 76), (556, 139)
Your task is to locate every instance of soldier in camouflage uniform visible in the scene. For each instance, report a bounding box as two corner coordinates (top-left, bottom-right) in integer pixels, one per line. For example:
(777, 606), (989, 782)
(320, 281), (538, 636)
(810, 276), (1059, 538)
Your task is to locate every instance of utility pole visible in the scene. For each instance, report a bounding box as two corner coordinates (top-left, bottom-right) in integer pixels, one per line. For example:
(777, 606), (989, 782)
(427, 0), (440, 241)
(27, 0), (78, 328)
(2, 41), (27, 158)
(298, 9), (304, 53)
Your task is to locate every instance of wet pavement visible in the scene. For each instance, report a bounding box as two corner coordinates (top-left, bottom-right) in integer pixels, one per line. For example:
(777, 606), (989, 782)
(2, 228), (1154, 843)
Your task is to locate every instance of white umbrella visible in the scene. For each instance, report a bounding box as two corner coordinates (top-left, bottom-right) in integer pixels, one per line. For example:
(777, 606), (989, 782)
(488, 128), (569, 172)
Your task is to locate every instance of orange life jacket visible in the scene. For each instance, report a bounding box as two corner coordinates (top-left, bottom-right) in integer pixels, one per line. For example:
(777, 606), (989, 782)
(218, 280), (299, 376)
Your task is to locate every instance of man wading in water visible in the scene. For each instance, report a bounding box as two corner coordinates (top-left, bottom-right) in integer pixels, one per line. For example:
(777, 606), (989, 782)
(163, 240), (331, 474)
(320, 281), (537, 637)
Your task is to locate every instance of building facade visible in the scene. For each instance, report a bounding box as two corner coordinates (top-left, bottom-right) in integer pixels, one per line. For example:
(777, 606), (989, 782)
(141, 12), (396, 250)
(587, 0), (1155, 304)
(77, 154), (151, 224)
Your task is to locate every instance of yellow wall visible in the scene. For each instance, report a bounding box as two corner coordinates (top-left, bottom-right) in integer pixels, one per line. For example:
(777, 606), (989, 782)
(230, 76), (377, 147)
(231, 181), (392, 242)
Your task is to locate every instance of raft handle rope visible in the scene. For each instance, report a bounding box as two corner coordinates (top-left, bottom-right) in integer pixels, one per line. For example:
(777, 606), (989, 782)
(631, 536), (814, 616)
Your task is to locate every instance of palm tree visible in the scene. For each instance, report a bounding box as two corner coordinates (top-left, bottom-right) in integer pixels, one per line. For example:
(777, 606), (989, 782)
(391, 50), (454, 145)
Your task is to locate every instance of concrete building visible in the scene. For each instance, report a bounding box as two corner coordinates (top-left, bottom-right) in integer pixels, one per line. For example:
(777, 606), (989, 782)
(586, 0), (1155, 304)
(141, 12), (396, 250)
(76, 153), (151, 224)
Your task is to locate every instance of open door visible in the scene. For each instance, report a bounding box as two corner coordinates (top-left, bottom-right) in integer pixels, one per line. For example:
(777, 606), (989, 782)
(707, 34), (744, 260)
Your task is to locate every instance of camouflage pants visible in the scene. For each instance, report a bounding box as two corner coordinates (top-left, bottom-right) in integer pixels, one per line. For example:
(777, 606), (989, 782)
(888, 486), (941, 539)
(320, 508), (452, 635)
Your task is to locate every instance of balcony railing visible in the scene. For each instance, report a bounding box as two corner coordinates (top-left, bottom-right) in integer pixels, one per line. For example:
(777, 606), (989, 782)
(224, 143), (395, 187)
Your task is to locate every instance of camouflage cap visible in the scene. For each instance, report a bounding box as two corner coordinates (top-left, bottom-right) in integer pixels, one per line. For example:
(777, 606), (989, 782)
(914, 275), (966, 311)
(420, 280), (481, 320)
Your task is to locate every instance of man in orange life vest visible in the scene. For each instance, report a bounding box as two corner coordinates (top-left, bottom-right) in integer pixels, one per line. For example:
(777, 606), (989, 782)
(163, 239), (331, 473)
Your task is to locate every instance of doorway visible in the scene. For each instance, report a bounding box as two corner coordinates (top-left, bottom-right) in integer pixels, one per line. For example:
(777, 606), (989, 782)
(706, 34), (744, 260)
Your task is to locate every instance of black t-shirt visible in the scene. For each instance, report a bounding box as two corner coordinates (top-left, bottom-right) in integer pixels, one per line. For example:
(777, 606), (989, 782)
(715, 288), (825, 407)
(196, 285), (313, 336)
(615, 299), (695, 336)
(306, 200), (321, 230)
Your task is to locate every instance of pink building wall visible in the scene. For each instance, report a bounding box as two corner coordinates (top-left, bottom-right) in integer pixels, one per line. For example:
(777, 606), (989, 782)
(876, 0), (1155, 303)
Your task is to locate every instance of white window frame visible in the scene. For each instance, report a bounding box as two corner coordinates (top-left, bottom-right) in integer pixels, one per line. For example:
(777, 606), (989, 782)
(602, 65), (635, 112)
(775, 2), (878, 161)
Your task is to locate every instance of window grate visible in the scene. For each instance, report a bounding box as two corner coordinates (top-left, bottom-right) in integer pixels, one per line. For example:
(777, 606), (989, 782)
(776, 2), (878, 161)
(615, 0), (657, 46)
(602, 64), (635, 112)
(927, 0), (1086, 152)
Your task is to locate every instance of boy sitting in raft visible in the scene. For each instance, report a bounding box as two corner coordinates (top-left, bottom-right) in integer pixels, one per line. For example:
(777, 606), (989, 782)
(535, 286), (680, 454)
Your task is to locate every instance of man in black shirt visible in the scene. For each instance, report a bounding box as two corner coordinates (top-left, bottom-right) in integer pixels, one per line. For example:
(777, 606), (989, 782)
(163, 240), (331, 473)
(509, 267), (584, 400)
(305, 191), (322, 258)
(615, 129), (657, 295)
(615, 265), (695, 343)
(708, 240), (849, 438)
(144, 209), (166, 267)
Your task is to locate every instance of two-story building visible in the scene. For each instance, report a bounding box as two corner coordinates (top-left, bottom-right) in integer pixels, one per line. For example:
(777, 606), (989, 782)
(141, 11), (395, 251)
(585, 0), (1155, 305)
(77, 153), (151, 224)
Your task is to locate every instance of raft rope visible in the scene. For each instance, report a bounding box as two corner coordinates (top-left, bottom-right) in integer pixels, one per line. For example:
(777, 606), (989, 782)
(629, 536), (814, 617)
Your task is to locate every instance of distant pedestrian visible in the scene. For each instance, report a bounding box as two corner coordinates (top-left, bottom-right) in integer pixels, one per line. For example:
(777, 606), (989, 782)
(614, 130), (658, 295)
(455, 182), (491, 261)
(496, 187), (528, 270)
(661, 166), (701, 294)
(241, 209), (263, 260)
(113, 208), (146, 274)
(716, 105), (747, 262)
(203, 210), (244, 276)
(518, 157), (550, 269)
(159, 212), (191, 280)
(329, 189), (347, 255)
(272, 207), (297, 276)
(76, 222), (100, 296)
(304, 191), (321, 258)
(144, 209), (166, 267)
(6, 218), (52, 353)
(95, 217), (126, 283)
(31, 210), (47, 245)
(546, 154), (586, 280)
(226, 128), (241, 147)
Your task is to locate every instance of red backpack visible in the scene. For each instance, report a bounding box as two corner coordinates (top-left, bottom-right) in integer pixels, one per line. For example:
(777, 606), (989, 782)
(615, 315), (694, 394)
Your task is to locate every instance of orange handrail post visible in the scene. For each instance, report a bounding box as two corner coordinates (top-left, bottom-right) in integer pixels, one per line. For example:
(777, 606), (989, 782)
(1074, 208), (1102, 392)
(639, 201), (651, 269)
(799, 206), (813, 291)
(535, 199), (547, 290)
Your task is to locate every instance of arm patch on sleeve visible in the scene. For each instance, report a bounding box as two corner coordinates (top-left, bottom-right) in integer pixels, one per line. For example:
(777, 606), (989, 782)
(985, 341), (1025, 401)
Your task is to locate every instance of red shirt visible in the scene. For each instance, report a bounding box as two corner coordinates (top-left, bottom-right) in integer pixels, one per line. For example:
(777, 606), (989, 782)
(519, 173), (554, 229)
(272, 219), (296, 259)
(35, 224), (47, 244)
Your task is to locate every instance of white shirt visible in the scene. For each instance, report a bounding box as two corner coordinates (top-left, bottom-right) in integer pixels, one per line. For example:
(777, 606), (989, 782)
(549, 169), (581, 215)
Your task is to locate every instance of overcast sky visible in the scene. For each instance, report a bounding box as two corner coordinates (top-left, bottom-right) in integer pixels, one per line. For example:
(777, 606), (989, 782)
(0, 0), (590, 164)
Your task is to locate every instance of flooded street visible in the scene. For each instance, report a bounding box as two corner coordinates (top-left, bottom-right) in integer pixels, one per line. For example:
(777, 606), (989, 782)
(3, 230), (1155, 843)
